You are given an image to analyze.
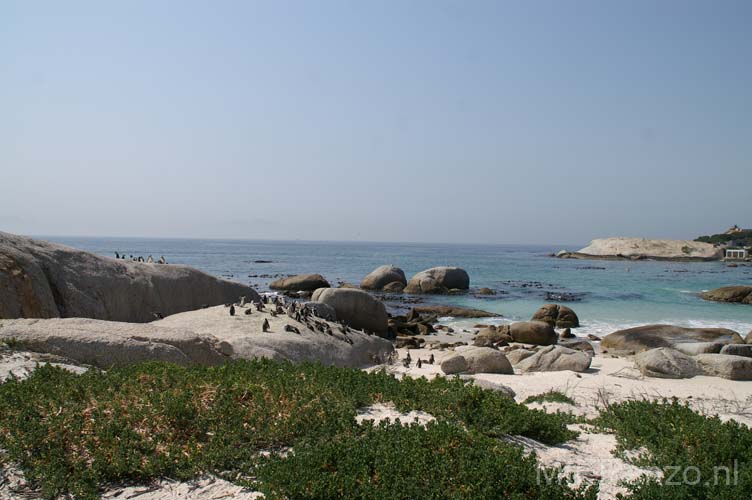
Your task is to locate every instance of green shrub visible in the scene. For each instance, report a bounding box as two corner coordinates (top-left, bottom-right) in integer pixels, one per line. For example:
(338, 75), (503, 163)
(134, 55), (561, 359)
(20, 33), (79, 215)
(596, 399), (752, 498)
(524, 390), (576, 406)
(0, 360), (580, 499)
(255, 420), (597, 500)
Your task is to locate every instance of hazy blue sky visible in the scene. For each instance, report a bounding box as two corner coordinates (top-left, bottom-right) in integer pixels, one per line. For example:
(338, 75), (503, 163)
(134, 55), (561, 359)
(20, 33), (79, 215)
(1, 0), (750, 245)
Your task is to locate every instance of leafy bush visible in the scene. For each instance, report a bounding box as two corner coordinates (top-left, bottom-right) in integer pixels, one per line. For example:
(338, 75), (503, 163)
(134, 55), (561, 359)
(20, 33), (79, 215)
(255, 420), (597, 500)
(596, 399), (752, 499)
(0, 360), (579, 499)
(524, 390), (576, 406)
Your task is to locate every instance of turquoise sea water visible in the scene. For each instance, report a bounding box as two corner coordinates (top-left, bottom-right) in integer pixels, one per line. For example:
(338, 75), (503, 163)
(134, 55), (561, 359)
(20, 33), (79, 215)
(43, 236), (752, 337)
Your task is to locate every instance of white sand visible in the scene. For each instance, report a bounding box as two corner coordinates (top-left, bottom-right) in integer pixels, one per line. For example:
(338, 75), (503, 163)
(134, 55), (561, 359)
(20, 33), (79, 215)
(382, 346), (752, 425)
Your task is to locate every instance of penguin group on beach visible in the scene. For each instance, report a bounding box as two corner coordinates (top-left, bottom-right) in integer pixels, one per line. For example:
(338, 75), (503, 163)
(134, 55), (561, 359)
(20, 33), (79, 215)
(114, 252), (166, 264)
(222, 292), (367, 344)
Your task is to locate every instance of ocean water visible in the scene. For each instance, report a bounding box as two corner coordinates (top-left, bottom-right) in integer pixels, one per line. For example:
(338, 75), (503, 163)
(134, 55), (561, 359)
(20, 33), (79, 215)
(43, 236), (752, 337)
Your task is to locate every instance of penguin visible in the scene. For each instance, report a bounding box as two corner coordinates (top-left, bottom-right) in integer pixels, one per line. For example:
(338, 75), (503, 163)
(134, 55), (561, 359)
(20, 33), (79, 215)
(428, 354), (435, 365)
(262, 318), (270, 332)
(295, 312), (301, 322)
(276, 305), (284, 315)
(417, 359), (422, 369)
(255, 301), (264, 312)
(284, 324), (300, 334)
(229, 305), (235, 316)
(270, 310), (278, 317)
(245, 308), (253, 315)
(147, 255), (154, 263)
(262, 295), (269, 305)
(151, 312), (164, 320)
(158, 256), (166, 264)
(239, 296), (246, 307)
(115, 252), (120, 259)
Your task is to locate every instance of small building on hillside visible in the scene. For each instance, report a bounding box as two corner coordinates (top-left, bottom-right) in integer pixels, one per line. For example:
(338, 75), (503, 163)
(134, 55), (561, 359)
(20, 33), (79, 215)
(725, 248), (749, 260)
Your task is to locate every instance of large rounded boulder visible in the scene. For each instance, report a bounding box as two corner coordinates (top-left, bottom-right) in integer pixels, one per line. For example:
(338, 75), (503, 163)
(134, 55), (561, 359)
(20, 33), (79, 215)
(269, 274), (330, 292)
(310, 288), (388, 336)
(515, 345), (592, 372)
(701, 286), (752, 304)
(0, 232), (258, 323)
(634, 348), (700, 379)
(601, 324), (744, 353)
(360, 265), (407, 291)
(440, 347), (514, 375)
(531, 304), (580, 328)
(508, 321), (558, 345)
(404, 267), (470, 294)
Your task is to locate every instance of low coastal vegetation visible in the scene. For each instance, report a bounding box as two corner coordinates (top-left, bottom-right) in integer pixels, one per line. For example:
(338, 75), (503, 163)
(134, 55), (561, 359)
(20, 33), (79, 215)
(3, 361), (752, 499)
(695, 229), (752, 247)
(524, 390), (576, 406)
(596, 399), (752, 498)
(0, 360), (584, 499)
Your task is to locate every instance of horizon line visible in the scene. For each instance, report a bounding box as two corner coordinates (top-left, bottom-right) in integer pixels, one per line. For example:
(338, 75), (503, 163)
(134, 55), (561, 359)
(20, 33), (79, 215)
(29, 232), (585, 249)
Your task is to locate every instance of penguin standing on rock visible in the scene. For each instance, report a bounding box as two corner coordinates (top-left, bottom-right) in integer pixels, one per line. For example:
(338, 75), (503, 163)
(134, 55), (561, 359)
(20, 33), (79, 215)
(262, 318), (270, 332)
(229, 305), (235, 316)
(428, 354), (435, 365)
(417, 359), (422, 369)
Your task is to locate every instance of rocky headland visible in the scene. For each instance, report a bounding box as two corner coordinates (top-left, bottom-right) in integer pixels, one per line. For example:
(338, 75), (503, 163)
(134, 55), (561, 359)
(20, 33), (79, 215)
(557, 237), (722, 261)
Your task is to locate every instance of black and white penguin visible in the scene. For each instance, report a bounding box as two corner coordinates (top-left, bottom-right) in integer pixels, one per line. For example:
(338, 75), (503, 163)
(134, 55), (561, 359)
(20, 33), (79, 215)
(262, 318), (270, 332)
(229, 305), (235, 316)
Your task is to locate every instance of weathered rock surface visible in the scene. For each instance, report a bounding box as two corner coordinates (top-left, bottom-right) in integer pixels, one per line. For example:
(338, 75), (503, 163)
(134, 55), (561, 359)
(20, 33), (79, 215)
(381, 281), (406, 293)
(461, 377), (516, 398)
(505, 348), (537, 365)
(720, 344), (752, 358)
(634, 348), (700, 379)
(0, 318), (231, 368)
(150, 305), (393, 367)
(360, 265), (407, 291)
(302, 302), (337, 321)
(563, 238), (721, 261)
(412, 305), (495, 318)
(0, 305), (394, 369)
(601, 325), (744, 353)
(695, 354), (752, 380)
(701, 286), (752, 304)
(473, 326), (512, 347)
(404, 267), (470, 294)
(0, 232), (257, 323)
(440, 347), (513, 375)
(531, 304), (580, 328)
(509, 321), (558, 346)
(310, 288), (388, 336)
(269, 274), (330, 292)
(515, 345), (592, 372)
(672, 342), (724, 356)
(558, 338), (595, 355)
